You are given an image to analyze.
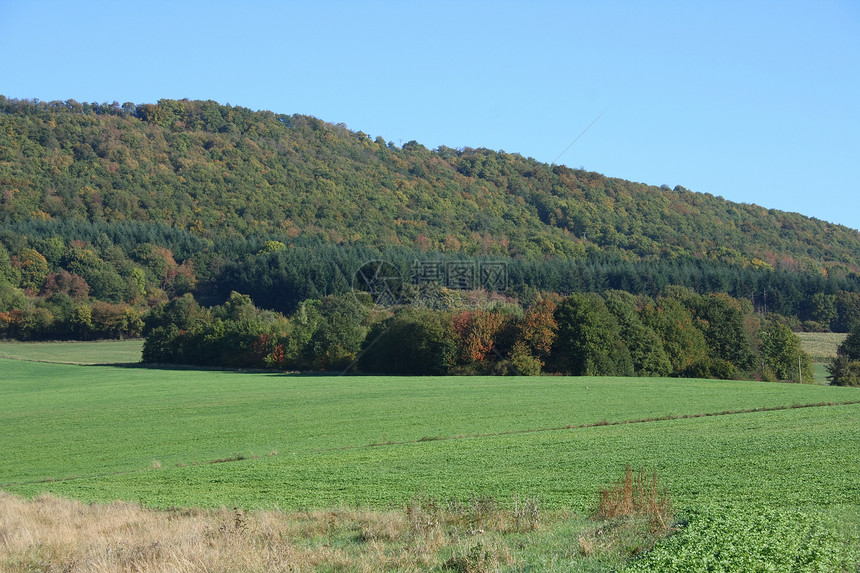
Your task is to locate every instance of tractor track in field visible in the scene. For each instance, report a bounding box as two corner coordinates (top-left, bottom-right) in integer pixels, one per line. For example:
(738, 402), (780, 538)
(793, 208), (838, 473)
(3, 400), (858, 488)
(0, 454), (270, 488)
(326, 399), (860, 452)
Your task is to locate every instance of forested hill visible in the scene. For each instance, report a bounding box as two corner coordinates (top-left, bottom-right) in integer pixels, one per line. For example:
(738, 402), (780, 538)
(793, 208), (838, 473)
(1, 96), (859, 271)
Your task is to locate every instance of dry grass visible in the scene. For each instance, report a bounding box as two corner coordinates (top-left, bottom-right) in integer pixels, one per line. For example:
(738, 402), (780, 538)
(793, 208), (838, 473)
(797, 332), (847, 362)
(570, 466), (676, 561)
(0, 492), (525, 572)
(0, 480), (677, 572)
(0, 492), (425, 572)
(594, 465), (673, 533)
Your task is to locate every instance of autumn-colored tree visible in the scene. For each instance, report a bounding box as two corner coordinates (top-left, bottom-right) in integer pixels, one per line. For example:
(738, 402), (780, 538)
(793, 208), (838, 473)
(452, 309), (509, 364)
(165, 260), (197, 296)
(251, 333), (277, 367)
(90, 302), (143, 339)
(64, 240), (101, 271)
(69, 304), (94, 338)
(0, 309), (21, 338)
(135, 244), (177, 282)
(41, 270), (90, 300)
(134, 245), (195, 295)
(515, 299), (557, 366)
(257, 240), (286, 255)
(13, 248), (49, 292)
(15, 307), (54, 340)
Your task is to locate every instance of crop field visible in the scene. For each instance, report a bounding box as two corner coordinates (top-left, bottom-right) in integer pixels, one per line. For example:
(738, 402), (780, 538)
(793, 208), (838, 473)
(797, 331), (847, 362)
(2, 350), (859, 571)
(798, 331), (845, 384)
(0, 339), (143, 364)
(797, 331), (846, 384)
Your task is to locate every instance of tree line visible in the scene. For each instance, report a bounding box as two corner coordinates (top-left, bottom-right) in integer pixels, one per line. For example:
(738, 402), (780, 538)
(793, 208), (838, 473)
(141, 287), (817, 383)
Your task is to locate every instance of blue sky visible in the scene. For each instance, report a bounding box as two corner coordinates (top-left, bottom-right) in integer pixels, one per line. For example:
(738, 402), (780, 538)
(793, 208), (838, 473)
(2, 0), (858, 230)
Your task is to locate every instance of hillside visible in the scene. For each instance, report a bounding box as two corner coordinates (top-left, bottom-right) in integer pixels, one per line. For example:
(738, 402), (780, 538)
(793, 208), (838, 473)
(3, 96), (860, 344)
(2, 96), (859, 271)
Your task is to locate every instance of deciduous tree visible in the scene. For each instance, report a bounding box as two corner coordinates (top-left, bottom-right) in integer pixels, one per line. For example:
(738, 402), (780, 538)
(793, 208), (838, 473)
(760, 321), (812, 382)
(828, 324), (860, 386)
(551, 293), (633, 376)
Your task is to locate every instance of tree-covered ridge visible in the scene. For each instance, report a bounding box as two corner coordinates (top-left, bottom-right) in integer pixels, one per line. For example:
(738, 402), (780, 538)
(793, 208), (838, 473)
(2, 96), (859, 271)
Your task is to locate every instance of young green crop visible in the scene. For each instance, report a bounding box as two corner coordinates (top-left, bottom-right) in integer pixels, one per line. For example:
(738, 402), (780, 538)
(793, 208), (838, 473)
(2, 359), (858, 513)
(8, 403), (857, 513)
(624, 505), (860, 572)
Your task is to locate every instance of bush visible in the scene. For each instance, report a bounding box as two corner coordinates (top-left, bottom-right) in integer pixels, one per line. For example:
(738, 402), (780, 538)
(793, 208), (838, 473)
(595, 465), (673, 533)
(681, 358), (738, 380)
(551, 294), (633, 376)
(801, 320), (827, 333)
(508, 342), (542, 376)
(827, 355), (860, 387)
(828, 324), (860, 386)
(142, 324), (182, 363)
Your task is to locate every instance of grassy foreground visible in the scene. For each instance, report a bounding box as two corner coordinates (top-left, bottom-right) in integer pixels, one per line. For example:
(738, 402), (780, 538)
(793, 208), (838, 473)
(5, 491), (854, 573)
(0, 490), (660, 572)
(2, 354), (859, 571)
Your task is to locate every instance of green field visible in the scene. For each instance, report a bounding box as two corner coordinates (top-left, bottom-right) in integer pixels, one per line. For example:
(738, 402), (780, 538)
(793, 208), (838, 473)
(0, 339), (143, 364)
(2, 358), (859, 510)
(2, 351), (859, 570)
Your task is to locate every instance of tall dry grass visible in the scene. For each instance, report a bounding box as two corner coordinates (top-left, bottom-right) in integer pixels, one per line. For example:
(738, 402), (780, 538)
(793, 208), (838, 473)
(0, 492), (427, 572)
(1, 481), (672, 571)
(0, 492), (521, 572)
(573, 466), (675, 560)
(594, 465), (672, 532)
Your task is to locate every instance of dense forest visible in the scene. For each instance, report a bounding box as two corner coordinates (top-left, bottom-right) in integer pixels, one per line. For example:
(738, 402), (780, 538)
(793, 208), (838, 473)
(2, 96), (860, 379)
(3, 96), (860, 266)
(141, 287), (831, 384)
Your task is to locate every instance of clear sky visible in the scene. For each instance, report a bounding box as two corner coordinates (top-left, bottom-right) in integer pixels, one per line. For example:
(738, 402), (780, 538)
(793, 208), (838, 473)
(2, 0), (858, 230)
